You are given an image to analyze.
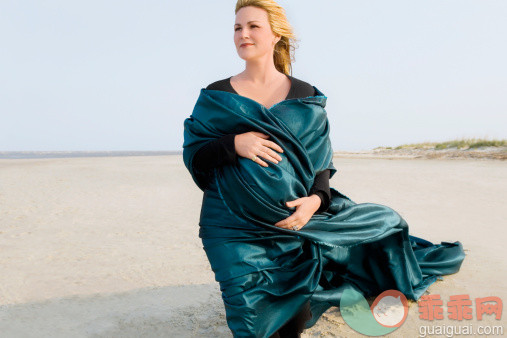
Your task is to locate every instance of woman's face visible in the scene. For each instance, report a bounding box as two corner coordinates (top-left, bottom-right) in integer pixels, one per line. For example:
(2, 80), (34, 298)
(234, 6), (280, 61)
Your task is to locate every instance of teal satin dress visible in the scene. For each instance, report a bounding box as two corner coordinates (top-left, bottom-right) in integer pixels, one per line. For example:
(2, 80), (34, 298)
(182, 87), (465, 337)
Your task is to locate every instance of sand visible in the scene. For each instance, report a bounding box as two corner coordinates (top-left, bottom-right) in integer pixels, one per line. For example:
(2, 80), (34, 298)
(0, 155), (505, 337)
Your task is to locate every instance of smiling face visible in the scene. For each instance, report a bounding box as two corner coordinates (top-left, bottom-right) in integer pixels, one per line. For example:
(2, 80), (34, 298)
(234, 6), (280, 62)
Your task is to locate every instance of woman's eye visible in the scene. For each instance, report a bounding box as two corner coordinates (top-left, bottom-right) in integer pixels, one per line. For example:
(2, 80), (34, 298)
(235, 25), (258, 31)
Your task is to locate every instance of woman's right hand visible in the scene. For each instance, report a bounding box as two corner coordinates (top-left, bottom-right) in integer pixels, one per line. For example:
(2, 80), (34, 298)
(234, 131), (284, 167)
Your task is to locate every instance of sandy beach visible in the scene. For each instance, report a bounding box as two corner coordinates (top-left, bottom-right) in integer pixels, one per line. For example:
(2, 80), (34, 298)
(0, 154), (505, 337)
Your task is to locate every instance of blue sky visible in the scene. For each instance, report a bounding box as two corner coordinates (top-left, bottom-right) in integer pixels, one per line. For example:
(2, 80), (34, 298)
(1, 0), (505, 151)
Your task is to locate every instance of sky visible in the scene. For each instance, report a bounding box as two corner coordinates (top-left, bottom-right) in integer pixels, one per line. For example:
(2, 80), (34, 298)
(1, 0), (506, 152)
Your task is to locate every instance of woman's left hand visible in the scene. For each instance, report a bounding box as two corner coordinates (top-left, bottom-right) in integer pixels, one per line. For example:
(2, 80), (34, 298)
(274, 195), (321, 231)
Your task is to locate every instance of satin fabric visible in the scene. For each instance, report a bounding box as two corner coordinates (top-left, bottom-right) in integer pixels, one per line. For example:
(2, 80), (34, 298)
(182, 87), (465, 337)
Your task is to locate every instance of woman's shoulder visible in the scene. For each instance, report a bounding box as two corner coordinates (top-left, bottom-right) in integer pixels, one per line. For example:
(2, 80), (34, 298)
(205, 77), (232, 91)
(205, 75), (317, 96)
(289, 75), (318, 97)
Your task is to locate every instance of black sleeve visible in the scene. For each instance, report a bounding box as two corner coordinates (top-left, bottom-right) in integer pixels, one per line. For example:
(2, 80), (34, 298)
(191, 134), (238, 189)
(309, 169), (331, 213)
(308, 89), (330, 213)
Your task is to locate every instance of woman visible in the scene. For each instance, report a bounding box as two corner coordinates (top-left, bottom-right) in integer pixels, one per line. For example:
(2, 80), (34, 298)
(182, 1), (465, 337)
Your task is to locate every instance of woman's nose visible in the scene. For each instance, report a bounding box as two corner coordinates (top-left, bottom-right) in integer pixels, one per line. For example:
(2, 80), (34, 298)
(240, 29), (250, 39)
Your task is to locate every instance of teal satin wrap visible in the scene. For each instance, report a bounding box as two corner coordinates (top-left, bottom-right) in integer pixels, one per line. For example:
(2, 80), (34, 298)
(182, 87), (465, 337)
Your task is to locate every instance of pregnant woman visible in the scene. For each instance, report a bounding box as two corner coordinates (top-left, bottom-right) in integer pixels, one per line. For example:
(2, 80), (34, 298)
(182, 1), (466, 337)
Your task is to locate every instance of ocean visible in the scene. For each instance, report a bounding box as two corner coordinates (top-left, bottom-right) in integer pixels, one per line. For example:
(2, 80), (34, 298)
(0, 151), (182, 159)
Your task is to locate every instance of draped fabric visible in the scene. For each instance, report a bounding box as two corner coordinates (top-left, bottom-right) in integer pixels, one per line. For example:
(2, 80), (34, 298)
(182, 87), (465, 337)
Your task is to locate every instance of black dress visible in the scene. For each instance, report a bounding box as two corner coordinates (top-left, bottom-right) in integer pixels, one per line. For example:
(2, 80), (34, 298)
(193, 75), (331, 213)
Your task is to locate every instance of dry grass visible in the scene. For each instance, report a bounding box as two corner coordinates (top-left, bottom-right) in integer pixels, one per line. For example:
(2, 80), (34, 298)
(373, 137), (506, 151)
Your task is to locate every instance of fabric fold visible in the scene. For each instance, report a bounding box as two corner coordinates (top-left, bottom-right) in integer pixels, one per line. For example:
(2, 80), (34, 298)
(182, 87), (465, 337)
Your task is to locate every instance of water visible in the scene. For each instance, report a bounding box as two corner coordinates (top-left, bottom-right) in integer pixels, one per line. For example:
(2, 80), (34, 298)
(0, 151), (182, 159)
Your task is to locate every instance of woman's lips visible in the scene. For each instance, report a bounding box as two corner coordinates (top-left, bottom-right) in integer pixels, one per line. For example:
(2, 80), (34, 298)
(241, 43), (254, 47)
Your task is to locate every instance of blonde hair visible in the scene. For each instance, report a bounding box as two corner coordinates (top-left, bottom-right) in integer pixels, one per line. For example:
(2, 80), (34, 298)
(235, 0), (298, 76)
